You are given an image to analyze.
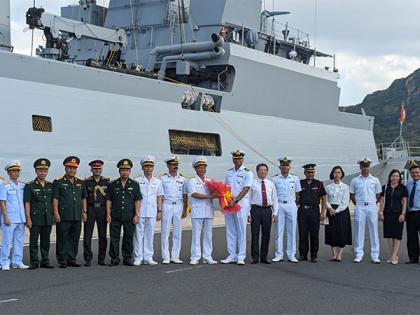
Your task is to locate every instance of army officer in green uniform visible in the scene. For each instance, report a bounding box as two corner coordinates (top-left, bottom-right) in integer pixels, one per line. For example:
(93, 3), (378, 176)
(53, 156), (87, 268)
(24, 158), (54, 269)
(106, 159), (142, 266)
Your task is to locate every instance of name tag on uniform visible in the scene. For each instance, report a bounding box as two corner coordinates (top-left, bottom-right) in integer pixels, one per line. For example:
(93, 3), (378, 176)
(176, 181), (183, 184)
(128, 187), (133, 191)
(8, 189), (17, 195)
(33, 189), (41, 192)
(62, 184), (68, 187)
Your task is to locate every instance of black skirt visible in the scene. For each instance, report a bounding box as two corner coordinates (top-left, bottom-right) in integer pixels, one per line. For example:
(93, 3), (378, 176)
(325, 205), (352, 247)
(383, 212), (404, 240)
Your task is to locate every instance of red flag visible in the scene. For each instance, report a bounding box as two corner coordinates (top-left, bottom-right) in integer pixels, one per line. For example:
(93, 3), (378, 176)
(400, 102), (406, 124)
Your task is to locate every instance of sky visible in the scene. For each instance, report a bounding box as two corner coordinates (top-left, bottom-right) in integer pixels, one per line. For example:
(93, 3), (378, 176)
(8, 0), (420, 106)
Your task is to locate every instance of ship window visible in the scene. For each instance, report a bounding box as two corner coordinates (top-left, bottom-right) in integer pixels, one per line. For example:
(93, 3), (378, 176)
(169, 130), (222, 156)
(32, 115), (52, 132)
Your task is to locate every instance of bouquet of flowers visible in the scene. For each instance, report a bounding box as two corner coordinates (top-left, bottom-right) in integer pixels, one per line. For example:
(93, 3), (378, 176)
(205, 179), (241, 215)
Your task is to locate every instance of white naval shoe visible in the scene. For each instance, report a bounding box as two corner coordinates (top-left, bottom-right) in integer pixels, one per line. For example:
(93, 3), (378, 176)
(272, 256), (284, 263)
(203, 258), (218, 265)
(12, 263), (29, 270)
(237, 259), (245, 265)
(133, 260), (142, 266)
(144, 260), (158, 266)
(170, 258), (183, 264)
(288, 257), (299, 263)
(1, 265), (10, 271)
(189, 260), (199, 265)
(353, 257), (363, 263)
(371, 258), (381, 264)
(162, 259), (170, 264)
(221, 257), (237, 264)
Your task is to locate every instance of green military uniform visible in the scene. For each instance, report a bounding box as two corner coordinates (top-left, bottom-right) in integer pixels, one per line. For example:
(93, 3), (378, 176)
(53, 156), (87, 267)
(83, 160), (110, 265)
(107, 159), (142, 265)
(24, 172), (54, 267)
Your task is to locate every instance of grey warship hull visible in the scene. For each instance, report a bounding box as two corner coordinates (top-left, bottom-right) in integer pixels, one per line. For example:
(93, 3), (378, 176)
(0, 0), (377, 180)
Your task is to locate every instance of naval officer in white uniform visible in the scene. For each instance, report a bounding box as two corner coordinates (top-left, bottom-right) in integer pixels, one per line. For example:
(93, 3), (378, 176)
(160, 156), (187, 264)
(185, 156), (218, 265)
(0, 161), (29, 270)
(221, 150), (253, 265)
(272, 157), (301, 263)
(350, 158), (382, 263)
(133, 156), (164, 266)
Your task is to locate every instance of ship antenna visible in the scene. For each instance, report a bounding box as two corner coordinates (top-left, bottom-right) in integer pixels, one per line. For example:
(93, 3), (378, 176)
(30, 0), (35, 56)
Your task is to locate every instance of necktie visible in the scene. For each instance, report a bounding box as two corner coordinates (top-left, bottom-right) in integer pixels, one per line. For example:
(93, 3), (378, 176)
(261, 180), (268, 207)
(409, 181), (417, 209)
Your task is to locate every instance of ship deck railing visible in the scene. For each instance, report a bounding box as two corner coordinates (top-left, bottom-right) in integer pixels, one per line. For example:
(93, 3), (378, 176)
(376, 138), (420, 161)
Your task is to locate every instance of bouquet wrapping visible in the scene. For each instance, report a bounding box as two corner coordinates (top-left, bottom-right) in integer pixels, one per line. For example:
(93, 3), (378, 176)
(205, 179), (241, 215)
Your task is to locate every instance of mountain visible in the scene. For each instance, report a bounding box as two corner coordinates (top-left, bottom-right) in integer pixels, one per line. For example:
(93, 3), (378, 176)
(340, 68), (420, 144)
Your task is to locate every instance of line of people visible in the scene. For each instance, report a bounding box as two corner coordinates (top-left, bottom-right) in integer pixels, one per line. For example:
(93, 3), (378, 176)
(1, 151), (420, 271)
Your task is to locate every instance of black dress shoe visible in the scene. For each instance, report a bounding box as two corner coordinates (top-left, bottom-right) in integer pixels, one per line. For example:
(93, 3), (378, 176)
(40, 263), (54, 269)
(299, 256), (308, 261)
(84, 261), (91, 267)
(311, 257), (317, 263)
(260, 259), (271, 264)
(123, 260), (134, 266)
(67, 261), (81, 267)
(58, 262), (67, 269)
(108, 261), (119, 267)
(29, 264), (39, 270)
(405, 260), (419, 264)
(98, 261), (106, 266)
(251, 259), (259, 264)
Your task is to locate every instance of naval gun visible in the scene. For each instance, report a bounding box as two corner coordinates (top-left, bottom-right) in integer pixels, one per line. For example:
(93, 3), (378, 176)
(26, 7), (127, 61)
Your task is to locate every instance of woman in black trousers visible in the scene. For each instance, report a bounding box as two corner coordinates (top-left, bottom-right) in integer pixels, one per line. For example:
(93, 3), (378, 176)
(379, 169), (408, 265)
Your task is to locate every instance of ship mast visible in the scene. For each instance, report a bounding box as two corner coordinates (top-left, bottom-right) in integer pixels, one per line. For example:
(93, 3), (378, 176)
(0, 0), (12, 52)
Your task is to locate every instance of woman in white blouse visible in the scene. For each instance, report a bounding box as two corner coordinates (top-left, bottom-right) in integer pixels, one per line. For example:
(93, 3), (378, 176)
(324, 166), (352, 262)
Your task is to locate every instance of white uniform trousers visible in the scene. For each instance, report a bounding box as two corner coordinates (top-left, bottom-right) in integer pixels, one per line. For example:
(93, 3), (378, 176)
(1, 222), (25, 267)
(161, 201), (183, 260)
(134, 217), (157, 262)
(224, 206), (248, 261)
(274, 203), (297, 259)
(190, 218), (213, 261)
(354, 205), (380, 259)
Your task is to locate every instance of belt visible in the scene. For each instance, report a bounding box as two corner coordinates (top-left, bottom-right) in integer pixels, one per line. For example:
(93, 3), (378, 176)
(251, 204), (271, 209)
(358, 202), (375, 206)
(89, 203), (105, 208)
(163, 200), (182, 205)
(280, 200), (293, 204)
(300, 205), (317, 209)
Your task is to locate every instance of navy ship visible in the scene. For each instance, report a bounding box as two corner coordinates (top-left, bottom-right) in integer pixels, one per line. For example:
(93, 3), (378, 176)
(0, 0), (399, 181)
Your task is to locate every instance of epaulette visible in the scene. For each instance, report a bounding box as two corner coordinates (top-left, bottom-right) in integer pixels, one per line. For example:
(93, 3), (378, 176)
(105, 177), (111, 183)
(0, 176), (4, 180)
(111, 178), (119, 183)
(26, 180), (35, 184)
(227, 167), (234, 171)
(179, 173), (188, 178)
(55, 176), (63, 180)
(2, 181), (9, 185)
(84, 176), (93, 181)
(158, 173), (167, 178)
(272, 174), (279, 177)
(244, 168), (250, 172)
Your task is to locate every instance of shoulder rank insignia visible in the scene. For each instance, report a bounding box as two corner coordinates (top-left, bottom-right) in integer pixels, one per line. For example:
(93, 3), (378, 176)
(26, 180), (35, 184)
(272, 174), (279, 177)
(158, 173), (167, 178)
(227, 167), (234, 171)
(244, 168), (250, 172)
(55, 176), (63, 180)
(2, 181), (9, 185)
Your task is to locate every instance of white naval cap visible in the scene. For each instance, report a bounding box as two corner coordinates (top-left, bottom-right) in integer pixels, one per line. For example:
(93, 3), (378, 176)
(164, 156), (180, 164)
(140, 155), (156, 166)
(5, 160), (22, 172)
(357, 157), (372, 165)
(230, 149), (246, 159)
(192, 156), (207, 168)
